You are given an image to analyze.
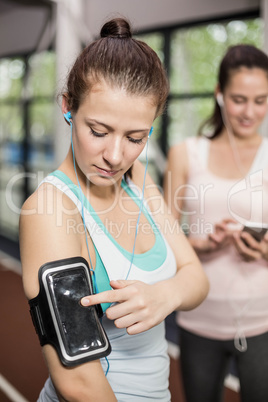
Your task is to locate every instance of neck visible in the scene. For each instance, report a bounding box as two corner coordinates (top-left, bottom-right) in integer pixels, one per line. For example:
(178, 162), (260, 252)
(216, 129), (261, 147)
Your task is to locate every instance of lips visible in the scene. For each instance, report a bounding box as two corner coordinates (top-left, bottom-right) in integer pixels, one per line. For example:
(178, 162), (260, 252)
(95, 165), (120, 177)
(239, 120), (253, 126)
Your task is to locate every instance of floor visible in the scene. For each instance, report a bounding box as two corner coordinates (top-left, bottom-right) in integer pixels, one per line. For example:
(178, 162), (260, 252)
(0, 256), (241, 402)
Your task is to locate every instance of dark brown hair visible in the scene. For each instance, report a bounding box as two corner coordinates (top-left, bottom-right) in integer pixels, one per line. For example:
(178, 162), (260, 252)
(65, 17), (169, 118)
(199, 44), (268, 138)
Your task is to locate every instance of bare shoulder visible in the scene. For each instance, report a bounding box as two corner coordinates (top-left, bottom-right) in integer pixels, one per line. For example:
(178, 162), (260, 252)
(20, 183), (83, 299)
(166, 141), (188, 173)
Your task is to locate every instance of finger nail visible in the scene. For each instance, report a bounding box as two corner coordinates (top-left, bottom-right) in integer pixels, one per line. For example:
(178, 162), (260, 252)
(81, 298), (90, 306)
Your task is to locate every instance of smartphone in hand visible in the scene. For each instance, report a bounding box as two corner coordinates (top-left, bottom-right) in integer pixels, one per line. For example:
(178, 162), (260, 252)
(242, 222), (268, 243)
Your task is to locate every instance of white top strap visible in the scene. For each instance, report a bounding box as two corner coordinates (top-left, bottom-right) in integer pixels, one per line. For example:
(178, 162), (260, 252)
(197, 137), (210, 168)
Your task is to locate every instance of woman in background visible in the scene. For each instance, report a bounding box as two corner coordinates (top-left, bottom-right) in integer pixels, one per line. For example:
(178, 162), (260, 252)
(164, 44), (268, 402)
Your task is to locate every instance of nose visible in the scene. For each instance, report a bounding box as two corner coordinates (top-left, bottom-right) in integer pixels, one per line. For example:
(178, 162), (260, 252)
(103, 135), (123, 167)
(243, 101), (255, 119)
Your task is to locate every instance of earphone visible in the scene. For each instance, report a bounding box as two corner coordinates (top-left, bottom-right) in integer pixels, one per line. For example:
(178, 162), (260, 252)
(216, 93), (224, 108)
(216, 92), (246, 177)
(64, 111), (72, 124)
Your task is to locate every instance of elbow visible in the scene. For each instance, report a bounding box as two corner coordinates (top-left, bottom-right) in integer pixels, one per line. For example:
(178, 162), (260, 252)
(55, 380), (92, 402)
(54, 375), (115, 402)
(202, 275), (210, 300)
(187, 269), (210, 311)
(196, 271), (210, 308)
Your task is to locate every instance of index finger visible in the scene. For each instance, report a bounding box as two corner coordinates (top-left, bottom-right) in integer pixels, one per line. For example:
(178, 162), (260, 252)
(81, 288), (124, 307)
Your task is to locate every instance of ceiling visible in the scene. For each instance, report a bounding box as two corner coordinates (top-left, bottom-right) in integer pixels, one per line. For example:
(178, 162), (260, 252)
(0, 0), (54, 58)
(0, 0), (261, 59)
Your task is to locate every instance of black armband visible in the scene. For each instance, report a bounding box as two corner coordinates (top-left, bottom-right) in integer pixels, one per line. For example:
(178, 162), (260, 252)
(29, 256), (111, 367)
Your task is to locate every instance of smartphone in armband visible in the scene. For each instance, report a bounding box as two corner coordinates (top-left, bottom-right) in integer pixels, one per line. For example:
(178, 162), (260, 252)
(29, 256), (111, 367)
(242, 222), (268, 243)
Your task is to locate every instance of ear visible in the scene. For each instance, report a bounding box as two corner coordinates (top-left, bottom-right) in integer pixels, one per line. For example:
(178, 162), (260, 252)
(61, 94), (70, 115)
(214, 85), (221, 101)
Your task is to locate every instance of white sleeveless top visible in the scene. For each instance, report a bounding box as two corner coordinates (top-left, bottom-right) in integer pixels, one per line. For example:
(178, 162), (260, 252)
(37, 171), (177, 402)
(178, 136), (268, 340)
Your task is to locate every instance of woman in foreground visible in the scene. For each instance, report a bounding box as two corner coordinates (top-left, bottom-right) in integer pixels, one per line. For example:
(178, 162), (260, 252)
(20, 18), (208, 402)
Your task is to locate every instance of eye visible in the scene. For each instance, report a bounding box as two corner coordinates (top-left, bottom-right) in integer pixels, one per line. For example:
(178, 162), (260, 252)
(127, 137), (144, 145)
(232, 97), (245, 104)
(256, 97), (267, 105)
(90, 127), (106, 137)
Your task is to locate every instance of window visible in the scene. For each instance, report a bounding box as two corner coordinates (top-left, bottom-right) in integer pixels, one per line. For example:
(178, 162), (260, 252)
(0, 52), (56, 240)
(168, 17), (263, 146)
(135, 14), (263, 174)
(0, 13), (264, 243)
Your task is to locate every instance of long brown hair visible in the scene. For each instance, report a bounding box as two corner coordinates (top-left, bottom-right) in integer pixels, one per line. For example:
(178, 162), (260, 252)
(199, 44), (268, 138)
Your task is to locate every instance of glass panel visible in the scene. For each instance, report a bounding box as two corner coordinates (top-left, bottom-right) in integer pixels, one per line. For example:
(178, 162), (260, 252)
(0, 58), (25, 99)
(0, 165), (24, 239)
(29, 101), (54, 141)
(0, 104), (23, 143)
(0, 141), (24, 166)
(0, 187), (22, 239)
(135, 32), (164, 63)
(0, 104), (23, 168)
(28, 100), (54, 171)
(28, 51), (56, 97)
(168, 97), (214, 146)
(170, 18), (263, 94)
(28, 142), (54, 174)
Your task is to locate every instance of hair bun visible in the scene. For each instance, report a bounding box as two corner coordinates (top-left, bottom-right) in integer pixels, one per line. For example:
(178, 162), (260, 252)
(101, 18), (132, 39)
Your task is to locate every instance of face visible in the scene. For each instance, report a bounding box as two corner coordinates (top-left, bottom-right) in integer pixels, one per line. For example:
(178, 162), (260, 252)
(221, 67), (268, 139)
(63, 80), (156, 188)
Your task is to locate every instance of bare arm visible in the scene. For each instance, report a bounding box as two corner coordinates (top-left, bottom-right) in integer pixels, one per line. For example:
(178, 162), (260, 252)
(142, 159), (210, 312)
(20, 185), (116, 402)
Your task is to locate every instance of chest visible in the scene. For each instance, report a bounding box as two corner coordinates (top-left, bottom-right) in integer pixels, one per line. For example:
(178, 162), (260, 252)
(184, 168), (268, 225)
(90, 190), (156, 254)
(208, 143), (260, 180)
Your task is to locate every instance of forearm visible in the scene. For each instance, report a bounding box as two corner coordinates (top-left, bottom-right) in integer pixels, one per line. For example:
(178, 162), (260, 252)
(55, 379), (116, 402)
(44, 346), (116, 402)
(161, 262), (209, 313)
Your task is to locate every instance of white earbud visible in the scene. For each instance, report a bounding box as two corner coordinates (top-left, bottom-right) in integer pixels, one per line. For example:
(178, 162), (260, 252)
(216, 93), (224, 108)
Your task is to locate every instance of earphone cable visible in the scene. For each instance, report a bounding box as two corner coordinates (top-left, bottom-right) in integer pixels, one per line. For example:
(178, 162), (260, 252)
(220, 105), (246, 176)
(70, 123), (99, 293)
(70, 122), (110, 374)
(125, 133), (151, 280)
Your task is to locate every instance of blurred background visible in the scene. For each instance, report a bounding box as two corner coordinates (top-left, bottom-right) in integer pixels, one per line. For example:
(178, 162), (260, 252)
(0, 0), (267, 401)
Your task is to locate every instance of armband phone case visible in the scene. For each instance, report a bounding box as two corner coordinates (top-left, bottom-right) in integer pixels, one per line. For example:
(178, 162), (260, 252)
(29, 256), (111, 367)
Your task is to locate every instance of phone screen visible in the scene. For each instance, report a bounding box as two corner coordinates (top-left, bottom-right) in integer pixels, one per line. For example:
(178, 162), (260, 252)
(48, 269), (106, 357)
(242, 225), (268, 242)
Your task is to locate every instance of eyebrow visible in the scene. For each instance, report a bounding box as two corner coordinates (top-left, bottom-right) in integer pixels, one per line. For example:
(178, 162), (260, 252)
(231, 94), (268, 99)
(85, 118), (149, 134)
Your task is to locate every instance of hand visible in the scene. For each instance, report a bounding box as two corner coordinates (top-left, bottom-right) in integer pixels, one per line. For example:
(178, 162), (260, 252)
(233, 230), (268, 262)
(81, 280), (172, 335)
(194, 218), (239, 253)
